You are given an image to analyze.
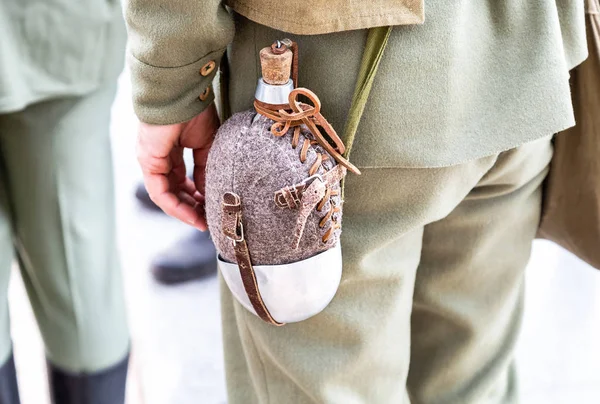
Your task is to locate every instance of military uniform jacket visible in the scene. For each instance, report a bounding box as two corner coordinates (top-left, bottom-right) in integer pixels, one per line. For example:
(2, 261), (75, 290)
(125, 0), (588, 168)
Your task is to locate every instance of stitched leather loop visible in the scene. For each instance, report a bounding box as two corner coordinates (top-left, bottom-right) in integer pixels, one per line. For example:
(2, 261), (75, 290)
(292, 178), (328, 249)
(273, 165), (347, 248)
(222, 193), (243, 241)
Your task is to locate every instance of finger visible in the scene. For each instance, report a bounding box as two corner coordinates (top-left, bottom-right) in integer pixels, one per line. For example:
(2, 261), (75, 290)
(193, 192), (204, 203)
(193, 146), (211, 197)
(171, 176), (204, 207)
(178, 177), (199, 197)
(154, 189), (205, 230)
(169, 146), (187, 179)
(164, 147), (188, 197)
(193, 202), (208, 231)
(190, 183), (206, 228)
(143, 170), (170, 203)
(178, 170), (207, 230)
(177, 191), (207, 232)
(162, 164), (202, 218)
(178, 190), (197, 207)
(143, 172), (205, 230)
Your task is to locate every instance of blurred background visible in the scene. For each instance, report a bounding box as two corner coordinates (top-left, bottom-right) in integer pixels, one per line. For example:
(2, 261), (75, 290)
(7, 70), (600, 404)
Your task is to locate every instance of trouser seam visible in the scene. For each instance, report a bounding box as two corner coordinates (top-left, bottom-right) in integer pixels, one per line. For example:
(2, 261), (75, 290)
(55, 158), (85, 370)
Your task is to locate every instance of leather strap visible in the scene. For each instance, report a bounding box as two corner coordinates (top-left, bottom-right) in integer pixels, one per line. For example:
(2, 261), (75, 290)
(293, 177), (328, 249)
(274, 165), (347, 248)
(222, 193), (284, 326)
(253, 99), (290, 113)
(274, 183), (305, 209)
(322, 163), (348, 185)
(254, 88), (360, 175)
(280, 39), (299, 87)
(275, 165), (346, 209)
(287, 89), (357, 172)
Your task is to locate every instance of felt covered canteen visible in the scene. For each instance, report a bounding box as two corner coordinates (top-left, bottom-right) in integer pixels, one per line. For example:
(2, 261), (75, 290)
(205, 39), (360, 325)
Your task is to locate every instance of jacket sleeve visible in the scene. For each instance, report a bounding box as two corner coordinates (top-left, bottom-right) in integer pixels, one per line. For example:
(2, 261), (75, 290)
(124, 0), (235, 125)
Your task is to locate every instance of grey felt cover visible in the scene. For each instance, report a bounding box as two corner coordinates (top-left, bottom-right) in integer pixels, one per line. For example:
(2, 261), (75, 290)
(205, 110), (342, 265)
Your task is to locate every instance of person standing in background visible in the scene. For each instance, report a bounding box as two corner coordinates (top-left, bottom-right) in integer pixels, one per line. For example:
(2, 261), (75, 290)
(0, 1), (129, 402)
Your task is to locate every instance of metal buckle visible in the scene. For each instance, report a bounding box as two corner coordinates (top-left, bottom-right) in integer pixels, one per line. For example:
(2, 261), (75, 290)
(228, 221), (244, 245)
(224, 216), (244, 246)
(301, 174), (324, 188)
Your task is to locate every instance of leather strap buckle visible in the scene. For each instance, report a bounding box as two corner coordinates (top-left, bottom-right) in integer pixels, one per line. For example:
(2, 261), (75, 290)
(273, 165), (347, 249)
(222, 192), (244, 243)
(274, 174), (324, 209)
(220, 191), (284, 326)
(229, 221), (244, 245)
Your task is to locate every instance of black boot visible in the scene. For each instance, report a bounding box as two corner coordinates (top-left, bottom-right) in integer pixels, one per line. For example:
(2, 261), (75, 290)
(151, 230), (217, 284)
(48, 354), (129, 404)
(0, 354), (20, 404)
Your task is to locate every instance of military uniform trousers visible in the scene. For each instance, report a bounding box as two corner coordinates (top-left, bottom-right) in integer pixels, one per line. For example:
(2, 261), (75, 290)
(220, 135), (553, 403)
(0, 83), (129, 374)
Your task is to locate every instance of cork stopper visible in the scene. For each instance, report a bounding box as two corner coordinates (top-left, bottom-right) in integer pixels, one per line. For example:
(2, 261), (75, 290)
(260, 45), (293, 85)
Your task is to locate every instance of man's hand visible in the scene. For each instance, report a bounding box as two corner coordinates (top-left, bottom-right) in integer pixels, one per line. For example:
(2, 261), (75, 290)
(136, 104), (220, 231)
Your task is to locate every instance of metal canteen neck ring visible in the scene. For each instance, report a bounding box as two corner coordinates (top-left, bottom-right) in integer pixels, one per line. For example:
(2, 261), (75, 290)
(254, 78), (294, 105)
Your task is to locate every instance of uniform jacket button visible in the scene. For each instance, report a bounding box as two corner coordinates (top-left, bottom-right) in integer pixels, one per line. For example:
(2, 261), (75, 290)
(199, 86), (211, 101)
(199, 60), (216, 76)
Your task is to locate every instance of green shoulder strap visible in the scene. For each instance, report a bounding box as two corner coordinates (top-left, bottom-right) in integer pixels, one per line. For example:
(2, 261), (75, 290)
(341, 26), (392, 193)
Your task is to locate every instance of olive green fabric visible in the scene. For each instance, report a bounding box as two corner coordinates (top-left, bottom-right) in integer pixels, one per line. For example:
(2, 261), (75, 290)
(124, 0), (235, 124)
(558, 0), (589, 69)
(223, 0), (423, 35)
(125, 1), (586, 167)
(227, 8), (584, 168)
(0, 0), (126, 114)
(221, 135), (553, 404)
(0, 83), (129, 373)
(342, 26), (392, 162)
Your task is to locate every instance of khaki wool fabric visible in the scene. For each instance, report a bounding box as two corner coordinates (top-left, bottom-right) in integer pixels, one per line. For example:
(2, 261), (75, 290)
(125, 0), (586, 167)
(221, 136), (553, 403)
(227, 9), (584, 168)
(223, 0), (424, 35)
(125, 0), (235, 125)
(206, 111), (343, 265)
